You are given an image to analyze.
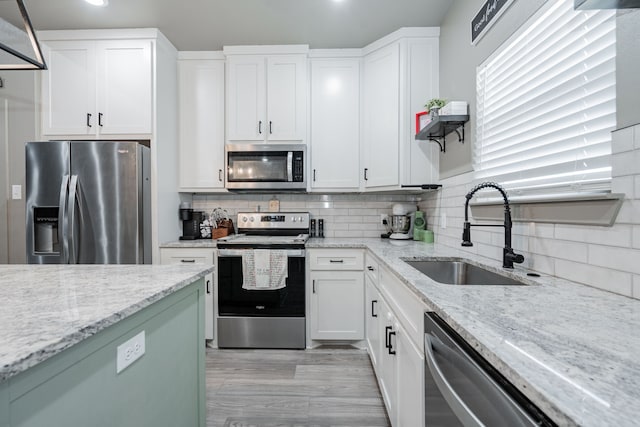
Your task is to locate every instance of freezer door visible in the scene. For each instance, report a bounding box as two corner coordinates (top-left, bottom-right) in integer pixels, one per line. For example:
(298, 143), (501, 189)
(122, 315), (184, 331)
(70, 141), (147, 264)
(26, 141), (70, 264)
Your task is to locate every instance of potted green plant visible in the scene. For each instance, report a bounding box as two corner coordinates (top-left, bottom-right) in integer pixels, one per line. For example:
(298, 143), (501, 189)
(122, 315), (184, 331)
(425, 98), (446, 118)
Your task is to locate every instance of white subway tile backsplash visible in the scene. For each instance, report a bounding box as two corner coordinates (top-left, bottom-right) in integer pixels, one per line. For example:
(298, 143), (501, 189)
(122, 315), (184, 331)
(611, 152), (640, 177)
(554, 224), (632, 248)
(588, 245), (640, 275)
(555, 259), (632, 297)
(634, 125), (640, 149)
(530, 237), (588, 263)
(611, 175), (634, 196)
(633, 275), (640, 298)
(633, 226), (640, 249)
(612, 126), (635, 154)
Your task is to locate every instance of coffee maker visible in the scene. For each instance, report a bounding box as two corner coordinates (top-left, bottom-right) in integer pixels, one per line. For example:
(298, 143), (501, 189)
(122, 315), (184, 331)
(385, 204), (416, 240)
(179, 204), (204, 240)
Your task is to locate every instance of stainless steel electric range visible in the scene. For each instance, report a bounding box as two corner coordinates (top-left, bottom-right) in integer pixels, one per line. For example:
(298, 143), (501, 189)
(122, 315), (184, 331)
(216, 212), (309, 349)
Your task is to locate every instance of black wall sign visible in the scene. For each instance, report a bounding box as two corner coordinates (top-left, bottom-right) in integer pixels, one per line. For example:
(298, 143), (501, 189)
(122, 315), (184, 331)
(471, 0), (515, 44)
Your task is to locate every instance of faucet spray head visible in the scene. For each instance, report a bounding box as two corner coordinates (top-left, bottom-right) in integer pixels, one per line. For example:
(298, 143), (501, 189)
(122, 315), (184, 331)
(461, 221), (473, 247)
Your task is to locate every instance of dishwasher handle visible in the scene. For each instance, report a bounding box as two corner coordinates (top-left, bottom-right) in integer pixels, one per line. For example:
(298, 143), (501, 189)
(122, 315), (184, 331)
(425, 333), (484, 427)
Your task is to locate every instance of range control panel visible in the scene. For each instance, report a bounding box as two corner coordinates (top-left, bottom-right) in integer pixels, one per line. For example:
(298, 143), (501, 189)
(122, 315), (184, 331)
(237, 212), (310, 230)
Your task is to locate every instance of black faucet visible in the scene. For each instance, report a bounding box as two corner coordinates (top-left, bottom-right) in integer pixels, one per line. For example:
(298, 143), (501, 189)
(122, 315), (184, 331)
(462, 182), (524, 269)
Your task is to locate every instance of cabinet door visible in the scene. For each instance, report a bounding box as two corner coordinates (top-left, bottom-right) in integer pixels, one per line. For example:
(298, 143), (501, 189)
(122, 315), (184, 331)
(310, 58), (360, 190)
(226, 56), (265, 141)
(178, 59), (225, 190)
(310, 271), (364, 340)
(377, 298), (397, 425)
(266, 55), (306, 141)
(396, 325), (425, 427)
(363, 43), (400, 188)
(365, 275), (381, 370)
(159, 248), (214, 341)
(96, 40), (153, 134)
(41, 40), (96, 135)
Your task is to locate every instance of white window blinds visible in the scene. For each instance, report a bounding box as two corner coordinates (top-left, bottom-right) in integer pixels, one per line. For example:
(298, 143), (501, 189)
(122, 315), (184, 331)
(475, 0), (616, 199)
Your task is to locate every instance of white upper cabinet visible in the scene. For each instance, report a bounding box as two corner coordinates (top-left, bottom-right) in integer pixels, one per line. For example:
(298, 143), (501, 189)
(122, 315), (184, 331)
(361, 28), (440, 191)
(225, 46), (308, 144)
(40, 38), (152, 136)
(178, 54), (226, 191)
(362, 43), (400, 189)
(310, 56), (361, 191)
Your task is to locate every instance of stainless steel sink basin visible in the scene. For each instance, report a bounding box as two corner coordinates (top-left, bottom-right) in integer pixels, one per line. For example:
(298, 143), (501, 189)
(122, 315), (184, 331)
(404, 260), (527, 286)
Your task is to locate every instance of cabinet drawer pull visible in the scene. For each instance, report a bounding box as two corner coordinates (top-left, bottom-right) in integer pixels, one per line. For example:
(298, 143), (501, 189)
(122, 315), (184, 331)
(367, 265), (375, 271)
(86, 113), (92, 127)
(371, 300), (378, 317)
(313, 169), (316, 182)
(269, 121), (273, 134)
(388, 331), (396, 355)
(180, 259), (196, 263)
(385, 326), (392, 348)
(312, 279), (316, 294)
(329, 259), (344, 264)
(258, 121), (262, 134)
(364, 168), (369, 181)
(218, 169), (223, 182)
(206, 279), (211, 294)
(98, 112), (103, 127)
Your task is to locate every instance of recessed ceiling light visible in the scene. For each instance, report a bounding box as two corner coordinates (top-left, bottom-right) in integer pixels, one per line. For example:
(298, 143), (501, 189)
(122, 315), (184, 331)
(85, 0), (108, 6)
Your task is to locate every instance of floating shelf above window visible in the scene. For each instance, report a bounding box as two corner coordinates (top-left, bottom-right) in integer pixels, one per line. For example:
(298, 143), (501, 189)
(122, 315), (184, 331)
(415, 115), (469, 152)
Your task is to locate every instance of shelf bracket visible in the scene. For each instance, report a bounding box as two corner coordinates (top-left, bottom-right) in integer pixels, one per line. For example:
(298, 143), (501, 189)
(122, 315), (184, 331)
(428, 137), (445, 152)
(454, 125), (465, 143)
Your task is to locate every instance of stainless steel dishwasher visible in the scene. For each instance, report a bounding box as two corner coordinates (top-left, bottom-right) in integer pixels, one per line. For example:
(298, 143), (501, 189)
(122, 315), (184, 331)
(424, 312), (556, 426)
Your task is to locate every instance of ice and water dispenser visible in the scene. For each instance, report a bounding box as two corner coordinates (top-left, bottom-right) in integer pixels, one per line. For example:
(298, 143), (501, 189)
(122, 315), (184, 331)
(32, 207), (59, 254)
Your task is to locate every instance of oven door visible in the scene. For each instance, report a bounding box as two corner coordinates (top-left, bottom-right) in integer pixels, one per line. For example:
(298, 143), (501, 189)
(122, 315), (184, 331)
(217, 248), (305, 316)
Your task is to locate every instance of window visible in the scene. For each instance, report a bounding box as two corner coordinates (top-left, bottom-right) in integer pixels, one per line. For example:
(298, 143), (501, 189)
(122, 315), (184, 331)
(475, 0), (616, 199)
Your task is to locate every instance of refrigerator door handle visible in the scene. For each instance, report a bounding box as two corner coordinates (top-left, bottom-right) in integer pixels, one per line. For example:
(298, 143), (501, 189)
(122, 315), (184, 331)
(67, 175), (79, 264)
(58, 175), (70, 264)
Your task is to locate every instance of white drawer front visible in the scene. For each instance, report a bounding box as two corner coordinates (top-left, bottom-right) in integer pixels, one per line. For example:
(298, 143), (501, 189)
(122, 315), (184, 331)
(159, 248), (214, 265)
(309, 249), (364, 271)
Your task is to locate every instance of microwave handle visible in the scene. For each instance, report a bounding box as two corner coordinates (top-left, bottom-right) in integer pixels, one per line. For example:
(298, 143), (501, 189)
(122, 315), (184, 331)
(287, 151), (293, 182)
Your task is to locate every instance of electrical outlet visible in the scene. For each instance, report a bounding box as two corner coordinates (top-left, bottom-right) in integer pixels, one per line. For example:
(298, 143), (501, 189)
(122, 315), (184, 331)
(116, 330), (145, 373)
(441, 212), (447, 229)
(11, 185), (21, 200)
(380, 214), (387, 224)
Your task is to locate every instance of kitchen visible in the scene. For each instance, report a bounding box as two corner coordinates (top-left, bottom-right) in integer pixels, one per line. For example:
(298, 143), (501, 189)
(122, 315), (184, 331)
(1, 0), (640, 426)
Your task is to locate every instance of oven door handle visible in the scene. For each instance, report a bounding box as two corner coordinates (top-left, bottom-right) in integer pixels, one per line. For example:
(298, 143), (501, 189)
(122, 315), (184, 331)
(218, 248), (306, 257)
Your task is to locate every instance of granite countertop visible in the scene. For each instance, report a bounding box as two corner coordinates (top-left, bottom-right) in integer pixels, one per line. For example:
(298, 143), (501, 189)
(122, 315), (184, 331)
(0, 264), (213, 382)
(308, 238), (640, 427)
(160, 239), (218, 248)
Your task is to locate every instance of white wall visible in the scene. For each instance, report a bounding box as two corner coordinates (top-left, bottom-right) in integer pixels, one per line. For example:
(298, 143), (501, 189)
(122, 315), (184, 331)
(422, 4), (640, 299)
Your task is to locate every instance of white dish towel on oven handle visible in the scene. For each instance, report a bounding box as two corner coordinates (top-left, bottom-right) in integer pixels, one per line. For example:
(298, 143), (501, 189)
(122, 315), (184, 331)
(242, 250), (288, 290)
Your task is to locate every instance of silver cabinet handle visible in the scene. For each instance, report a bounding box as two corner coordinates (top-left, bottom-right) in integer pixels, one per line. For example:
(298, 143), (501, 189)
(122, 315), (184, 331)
(425, 334), (483, 427)
(218, 169), (223, 182)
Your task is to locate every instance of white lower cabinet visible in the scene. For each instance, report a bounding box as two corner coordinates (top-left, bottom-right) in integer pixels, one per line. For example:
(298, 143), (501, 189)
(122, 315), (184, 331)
(309, 249), (364, 341)
(365, 252), (426, 427)
(160, 248), (215, 340)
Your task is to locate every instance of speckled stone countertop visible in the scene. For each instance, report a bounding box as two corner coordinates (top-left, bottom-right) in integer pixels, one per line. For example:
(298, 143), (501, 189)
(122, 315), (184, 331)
(0, 264), (213, 382)
(160, 239), (217, 248)
(308, 238), (640, 427)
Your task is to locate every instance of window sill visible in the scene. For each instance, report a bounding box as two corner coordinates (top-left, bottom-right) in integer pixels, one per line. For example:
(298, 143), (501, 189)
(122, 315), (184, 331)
(469, 193), (625, 226)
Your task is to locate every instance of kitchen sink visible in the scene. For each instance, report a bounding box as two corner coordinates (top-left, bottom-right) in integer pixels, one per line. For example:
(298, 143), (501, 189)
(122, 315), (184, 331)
(404, 260), (527, 286)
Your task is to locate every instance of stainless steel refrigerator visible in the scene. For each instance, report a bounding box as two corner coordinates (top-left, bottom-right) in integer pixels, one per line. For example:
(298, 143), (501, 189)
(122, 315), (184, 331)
(26, 140), (151, 264)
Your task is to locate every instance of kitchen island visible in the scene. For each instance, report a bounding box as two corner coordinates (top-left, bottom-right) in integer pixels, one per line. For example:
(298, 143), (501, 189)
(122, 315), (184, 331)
(308, 238), (640, 427)
(0, 264), (213, 427)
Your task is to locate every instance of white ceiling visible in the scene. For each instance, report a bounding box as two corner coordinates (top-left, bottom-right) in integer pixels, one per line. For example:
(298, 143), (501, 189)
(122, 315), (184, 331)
(1, 0), (453, 51)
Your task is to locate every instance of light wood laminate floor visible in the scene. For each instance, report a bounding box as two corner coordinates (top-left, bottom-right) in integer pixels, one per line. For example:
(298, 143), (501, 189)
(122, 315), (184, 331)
(206, 347), (391, 427)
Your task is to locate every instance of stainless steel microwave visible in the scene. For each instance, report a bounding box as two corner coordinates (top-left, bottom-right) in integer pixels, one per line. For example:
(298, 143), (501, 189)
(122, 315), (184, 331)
(225, 144), (307, 191)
